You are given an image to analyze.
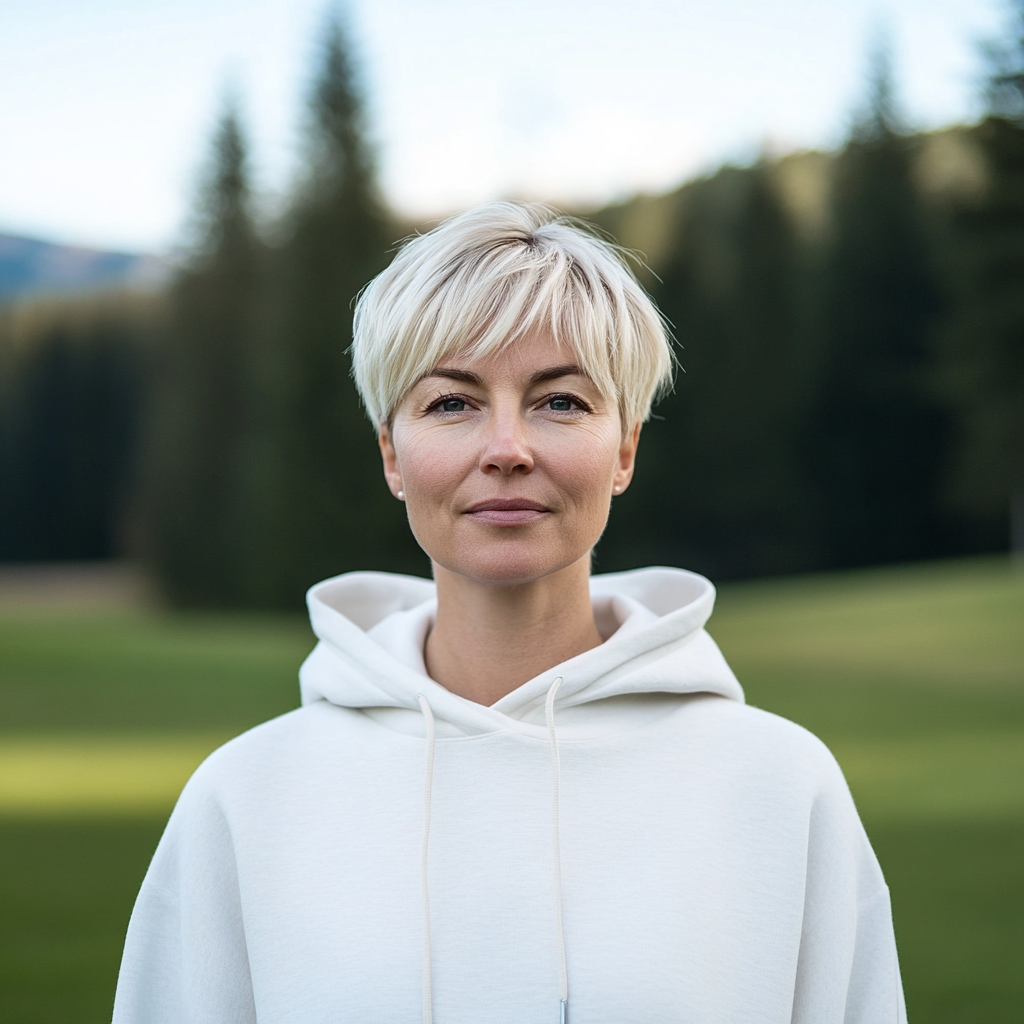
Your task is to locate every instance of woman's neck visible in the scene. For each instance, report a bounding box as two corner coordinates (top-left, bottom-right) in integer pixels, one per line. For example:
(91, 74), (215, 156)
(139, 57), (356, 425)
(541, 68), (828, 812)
(425, 555), (603, 706)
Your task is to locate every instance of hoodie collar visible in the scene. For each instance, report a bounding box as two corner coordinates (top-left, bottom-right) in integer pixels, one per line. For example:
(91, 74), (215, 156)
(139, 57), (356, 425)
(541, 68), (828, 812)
(299, 567), (743, 737)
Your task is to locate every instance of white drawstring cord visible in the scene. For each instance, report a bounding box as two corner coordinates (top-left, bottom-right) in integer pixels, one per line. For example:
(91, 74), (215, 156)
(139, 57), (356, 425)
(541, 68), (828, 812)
(418, 681), (569, 1024)
(545, 676), (569, 1022)
(417, 694), (436, 1024)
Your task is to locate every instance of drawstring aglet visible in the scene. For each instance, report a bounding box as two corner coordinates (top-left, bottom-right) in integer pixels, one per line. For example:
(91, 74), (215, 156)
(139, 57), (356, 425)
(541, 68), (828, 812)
(559, 997), (568, 1023)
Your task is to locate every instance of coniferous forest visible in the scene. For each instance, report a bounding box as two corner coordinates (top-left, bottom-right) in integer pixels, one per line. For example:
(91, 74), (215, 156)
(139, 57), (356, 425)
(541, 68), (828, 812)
(1, 10), (1022, 609)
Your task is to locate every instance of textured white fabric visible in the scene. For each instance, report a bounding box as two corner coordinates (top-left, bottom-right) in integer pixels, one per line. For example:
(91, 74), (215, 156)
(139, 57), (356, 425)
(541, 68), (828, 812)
(113, 566), (906, 1024)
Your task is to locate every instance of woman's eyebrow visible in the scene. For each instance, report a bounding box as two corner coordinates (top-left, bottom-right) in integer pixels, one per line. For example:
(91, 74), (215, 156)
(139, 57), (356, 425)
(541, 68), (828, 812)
(529, 364), (587, 385)
(424, 368), (483, 385)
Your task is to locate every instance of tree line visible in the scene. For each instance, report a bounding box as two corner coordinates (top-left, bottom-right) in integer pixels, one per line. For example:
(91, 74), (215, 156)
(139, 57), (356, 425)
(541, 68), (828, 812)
(1, 9), (1022, 607)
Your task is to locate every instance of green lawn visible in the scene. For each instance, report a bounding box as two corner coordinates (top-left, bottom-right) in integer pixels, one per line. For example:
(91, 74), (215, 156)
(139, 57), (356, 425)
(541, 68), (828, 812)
(0, 610), (314, 735)
(0, 558), (1021, 1023)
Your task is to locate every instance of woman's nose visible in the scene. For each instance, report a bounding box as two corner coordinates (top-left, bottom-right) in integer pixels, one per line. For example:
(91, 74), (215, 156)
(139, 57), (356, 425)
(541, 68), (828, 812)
(479, 407), (534, 475)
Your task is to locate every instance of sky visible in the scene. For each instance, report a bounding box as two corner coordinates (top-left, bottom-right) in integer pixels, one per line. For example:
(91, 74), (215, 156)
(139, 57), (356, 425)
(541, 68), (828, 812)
(0, 0), (1010, 253)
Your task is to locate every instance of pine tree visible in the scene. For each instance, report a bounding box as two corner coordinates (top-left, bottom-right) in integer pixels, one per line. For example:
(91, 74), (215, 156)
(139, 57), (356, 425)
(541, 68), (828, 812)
(0, 310), (145, 561)
(944, 0), (1024, 555)
(264, 12), (422, 607)
(143, 98), (263, 605)
(600, 162), (815, 579)
(806, 41), (950, 568)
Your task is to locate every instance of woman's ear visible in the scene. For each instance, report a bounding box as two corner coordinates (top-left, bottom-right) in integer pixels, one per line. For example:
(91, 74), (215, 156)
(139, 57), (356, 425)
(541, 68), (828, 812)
(612, 421), (641, 496)
(378, 423), (405, 500)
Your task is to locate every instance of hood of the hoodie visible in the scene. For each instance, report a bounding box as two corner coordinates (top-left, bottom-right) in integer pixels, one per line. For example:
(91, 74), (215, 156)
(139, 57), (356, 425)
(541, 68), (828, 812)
(300, 566), (743, 737)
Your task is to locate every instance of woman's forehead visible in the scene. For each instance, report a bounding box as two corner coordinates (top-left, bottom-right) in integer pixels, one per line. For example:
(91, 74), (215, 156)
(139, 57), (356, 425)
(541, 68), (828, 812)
(429, 332), (580, 373)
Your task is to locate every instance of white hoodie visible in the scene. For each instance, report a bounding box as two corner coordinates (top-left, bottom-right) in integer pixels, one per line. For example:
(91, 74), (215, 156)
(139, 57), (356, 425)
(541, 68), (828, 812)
(113, 567), (906, 1024)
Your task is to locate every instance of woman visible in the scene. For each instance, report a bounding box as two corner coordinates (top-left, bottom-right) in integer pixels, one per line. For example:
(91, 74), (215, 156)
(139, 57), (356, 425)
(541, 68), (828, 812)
(114, 203), (906, 1023)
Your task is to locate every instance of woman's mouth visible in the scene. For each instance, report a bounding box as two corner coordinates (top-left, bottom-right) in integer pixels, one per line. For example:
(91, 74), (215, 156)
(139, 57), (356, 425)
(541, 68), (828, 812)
(465, 498), (550, 526)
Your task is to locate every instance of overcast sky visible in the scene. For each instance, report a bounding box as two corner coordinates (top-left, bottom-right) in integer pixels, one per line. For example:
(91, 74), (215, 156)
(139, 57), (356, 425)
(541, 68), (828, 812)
(0, 0), (1009, 252)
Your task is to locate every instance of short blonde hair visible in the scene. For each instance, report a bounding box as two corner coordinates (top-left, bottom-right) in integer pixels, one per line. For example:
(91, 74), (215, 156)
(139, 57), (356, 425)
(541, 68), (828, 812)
(351, 201), (674, 427)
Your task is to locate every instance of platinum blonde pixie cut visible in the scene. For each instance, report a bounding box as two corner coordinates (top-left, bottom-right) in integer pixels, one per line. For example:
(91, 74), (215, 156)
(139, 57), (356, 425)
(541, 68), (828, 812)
(351, 201), (674, 428)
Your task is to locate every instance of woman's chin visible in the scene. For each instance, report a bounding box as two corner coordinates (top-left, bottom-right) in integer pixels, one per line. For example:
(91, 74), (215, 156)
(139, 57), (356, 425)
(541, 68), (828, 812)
(432, 547), (589, 587)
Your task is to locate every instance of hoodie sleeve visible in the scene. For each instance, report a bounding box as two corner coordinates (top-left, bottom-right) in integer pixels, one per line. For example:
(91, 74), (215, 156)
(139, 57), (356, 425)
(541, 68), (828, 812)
(790, 754), (907, 1024)
(112, 767), (257, 1024)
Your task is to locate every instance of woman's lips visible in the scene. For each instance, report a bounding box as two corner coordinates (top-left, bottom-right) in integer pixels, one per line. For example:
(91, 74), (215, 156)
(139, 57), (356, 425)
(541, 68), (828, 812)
(465, 499), (550, 526)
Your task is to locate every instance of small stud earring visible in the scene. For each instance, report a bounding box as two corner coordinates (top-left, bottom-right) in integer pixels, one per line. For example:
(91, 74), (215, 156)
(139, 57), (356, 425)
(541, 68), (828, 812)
(613, 485), (622, 493)
(397, 490), (405, 500)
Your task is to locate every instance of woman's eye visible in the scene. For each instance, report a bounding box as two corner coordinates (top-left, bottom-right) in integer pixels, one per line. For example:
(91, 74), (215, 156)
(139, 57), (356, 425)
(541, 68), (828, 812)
(438, 398), (466, 412)
(548, 396), (576, 412)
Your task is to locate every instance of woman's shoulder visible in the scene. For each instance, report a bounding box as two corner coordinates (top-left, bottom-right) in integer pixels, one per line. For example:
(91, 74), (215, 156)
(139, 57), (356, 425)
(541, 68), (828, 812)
(174, 700), (362, 806)
(679, 694), (851, 791)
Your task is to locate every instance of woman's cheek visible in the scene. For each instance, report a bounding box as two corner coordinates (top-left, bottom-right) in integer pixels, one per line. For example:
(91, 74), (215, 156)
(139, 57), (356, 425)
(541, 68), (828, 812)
(547, 437), (618, 499)
(398, 429), (468, 501)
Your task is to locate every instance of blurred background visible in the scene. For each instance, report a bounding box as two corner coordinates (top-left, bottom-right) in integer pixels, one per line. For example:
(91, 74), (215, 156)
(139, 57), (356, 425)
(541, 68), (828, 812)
(0, 0), (1021, 1021)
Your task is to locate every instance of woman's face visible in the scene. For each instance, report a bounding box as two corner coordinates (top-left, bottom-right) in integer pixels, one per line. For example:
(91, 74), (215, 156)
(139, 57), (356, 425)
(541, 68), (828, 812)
(380, 333), (640, 585)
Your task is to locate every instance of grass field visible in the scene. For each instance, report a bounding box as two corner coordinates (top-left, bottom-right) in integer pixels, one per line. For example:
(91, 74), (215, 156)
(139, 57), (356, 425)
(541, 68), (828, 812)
(1, 557), (1021, 1023)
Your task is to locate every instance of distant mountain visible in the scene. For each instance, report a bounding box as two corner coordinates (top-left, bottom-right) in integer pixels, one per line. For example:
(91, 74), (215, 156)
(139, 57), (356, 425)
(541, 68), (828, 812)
(0, 232), (168, 299)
